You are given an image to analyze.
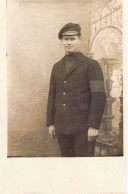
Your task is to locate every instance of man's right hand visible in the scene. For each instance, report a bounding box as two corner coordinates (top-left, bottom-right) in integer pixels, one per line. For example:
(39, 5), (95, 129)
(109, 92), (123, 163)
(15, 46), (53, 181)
(48, 125), (55, 138)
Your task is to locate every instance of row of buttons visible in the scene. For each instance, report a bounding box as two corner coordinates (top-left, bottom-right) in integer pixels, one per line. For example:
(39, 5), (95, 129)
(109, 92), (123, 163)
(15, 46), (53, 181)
(63, 81), (67, 106)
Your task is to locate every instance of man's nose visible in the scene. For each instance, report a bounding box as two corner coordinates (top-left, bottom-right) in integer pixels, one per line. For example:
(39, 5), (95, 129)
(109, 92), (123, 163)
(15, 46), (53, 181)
(67, 39), (71, 44)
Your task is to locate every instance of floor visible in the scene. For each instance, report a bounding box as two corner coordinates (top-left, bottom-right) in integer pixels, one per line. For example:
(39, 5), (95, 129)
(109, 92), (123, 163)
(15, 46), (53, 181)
(8, 129), (122, 157)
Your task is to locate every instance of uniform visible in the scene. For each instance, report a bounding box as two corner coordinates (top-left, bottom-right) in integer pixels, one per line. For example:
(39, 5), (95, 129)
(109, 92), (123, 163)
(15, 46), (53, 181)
(47, 23), (106, 157)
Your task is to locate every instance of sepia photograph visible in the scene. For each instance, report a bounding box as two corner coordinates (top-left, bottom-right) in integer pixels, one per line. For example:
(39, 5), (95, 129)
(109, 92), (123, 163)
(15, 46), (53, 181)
(7, 0), (123, 157)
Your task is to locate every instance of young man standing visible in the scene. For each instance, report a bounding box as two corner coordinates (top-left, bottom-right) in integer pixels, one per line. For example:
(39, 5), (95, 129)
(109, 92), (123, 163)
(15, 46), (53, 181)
(47, 23), (106, 157)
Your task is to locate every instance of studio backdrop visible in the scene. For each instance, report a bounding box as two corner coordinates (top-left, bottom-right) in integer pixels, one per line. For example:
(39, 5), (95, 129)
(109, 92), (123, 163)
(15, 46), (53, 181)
(7, 0), (123, 157)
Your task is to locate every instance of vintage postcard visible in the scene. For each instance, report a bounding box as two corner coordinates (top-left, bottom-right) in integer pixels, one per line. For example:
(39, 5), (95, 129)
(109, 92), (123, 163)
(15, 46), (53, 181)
(0, 0), (127, 193)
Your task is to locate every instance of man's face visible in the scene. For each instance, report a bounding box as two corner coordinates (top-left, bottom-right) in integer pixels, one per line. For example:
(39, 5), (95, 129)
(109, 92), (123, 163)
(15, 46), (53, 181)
(61, 35), (82, 54)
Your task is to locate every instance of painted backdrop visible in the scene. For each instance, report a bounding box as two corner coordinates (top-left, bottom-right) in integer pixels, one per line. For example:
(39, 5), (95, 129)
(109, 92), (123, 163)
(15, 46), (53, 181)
(8, 0), (123, 157)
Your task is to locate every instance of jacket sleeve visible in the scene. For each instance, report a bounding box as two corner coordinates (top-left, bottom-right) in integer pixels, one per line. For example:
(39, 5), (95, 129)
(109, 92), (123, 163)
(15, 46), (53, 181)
(87, 60), (106, 129)
(46, 65), (56, 127)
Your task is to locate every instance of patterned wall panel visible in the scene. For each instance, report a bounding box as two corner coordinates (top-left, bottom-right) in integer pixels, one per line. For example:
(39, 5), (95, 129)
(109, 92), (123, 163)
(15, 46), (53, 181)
(88, 0), (123, 156)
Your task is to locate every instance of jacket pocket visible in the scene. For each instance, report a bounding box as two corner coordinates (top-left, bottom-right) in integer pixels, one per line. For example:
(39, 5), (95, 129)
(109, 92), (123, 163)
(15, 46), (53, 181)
(79, 94), (90, 111)
(79, 103), (89, 111)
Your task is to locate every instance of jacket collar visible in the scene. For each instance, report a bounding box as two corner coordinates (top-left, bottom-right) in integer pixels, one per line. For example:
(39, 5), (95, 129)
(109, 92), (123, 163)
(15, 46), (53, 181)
(57, 52), (85, 79)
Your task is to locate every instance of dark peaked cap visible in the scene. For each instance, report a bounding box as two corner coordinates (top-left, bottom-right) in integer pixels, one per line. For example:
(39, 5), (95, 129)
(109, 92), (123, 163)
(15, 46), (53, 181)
(58, 23), (81, 39)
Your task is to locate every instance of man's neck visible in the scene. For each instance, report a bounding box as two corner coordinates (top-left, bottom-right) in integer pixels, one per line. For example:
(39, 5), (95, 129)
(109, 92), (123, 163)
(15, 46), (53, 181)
(66, 50), (79, 55)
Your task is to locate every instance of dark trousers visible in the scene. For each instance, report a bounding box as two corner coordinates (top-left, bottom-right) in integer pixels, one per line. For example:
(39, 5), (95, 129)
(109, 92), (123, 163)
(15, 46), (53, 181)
(56, 132), (96, 157)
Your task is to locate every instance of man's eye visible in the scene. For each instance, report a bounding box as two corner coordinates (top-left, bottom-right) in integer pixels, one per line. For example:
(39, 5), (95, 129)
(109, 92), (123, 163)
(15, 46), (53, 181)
(63, 37), (76, 41)
(70, 38), (76, 40)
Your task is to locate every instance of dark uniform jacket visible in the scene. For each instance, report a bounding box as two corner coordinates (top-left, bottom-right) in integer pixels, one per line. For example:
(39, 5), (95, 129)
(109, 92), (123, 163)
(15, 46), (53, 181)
(47, 52), (106, 134)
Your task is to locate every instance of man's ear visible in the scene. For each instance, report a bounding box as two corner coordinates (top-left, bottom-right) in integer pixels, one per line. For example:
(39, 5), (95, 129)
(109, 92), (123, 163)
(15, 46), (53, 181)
(78, 36), (82, 43)
(78, 36), (82, 40)
(60, 38), (64, 45)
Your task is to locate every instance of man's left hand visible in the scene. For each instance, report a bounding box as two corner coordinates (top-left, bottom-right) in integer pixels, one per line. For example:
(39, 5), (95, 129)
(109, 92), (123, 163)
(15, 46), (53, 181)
(88, 127), (98, 142)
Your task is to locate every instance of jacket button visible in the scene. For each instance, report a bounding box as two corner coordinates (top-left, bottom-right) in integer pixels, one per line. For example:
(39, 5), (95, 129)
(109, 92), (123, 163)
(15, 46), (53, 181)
(64, 81), (67, 83)
(63, 92), (66, 95)
(63, 104), (66, 106)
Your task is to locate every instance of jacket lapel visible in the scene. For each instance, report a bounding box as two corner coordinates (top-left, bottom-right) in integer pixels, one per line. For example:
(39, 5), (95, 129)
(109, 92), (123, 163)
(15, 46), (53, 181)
(56, 52), (85, 80)
(65, 53), (85, 79)
(56, 57), (66, 80)
(65, 59), (84, 79)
